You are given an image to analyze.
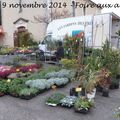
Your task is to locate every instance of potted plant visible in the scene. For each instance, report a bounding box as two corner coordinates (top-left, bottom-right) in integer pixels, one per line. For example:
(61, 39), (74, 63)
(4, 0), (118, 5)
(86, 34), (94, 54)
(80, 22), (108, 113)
(8, 81), (25, 97)
(115, 107), (120, 119)
(25, 79), (51, 93)
(48, 78), (69, 88)
(60, 96), (77, 108)
(96, 68), (111, 97)
(79, 70), (98, 100)
(46, 93), (66, 106)
(19, 88), (39, 100)
(74, 97), (94, 114)
(70, 87), (79, 97)
(0, 81), (7, 96)
(110, 78), (119, 89)
(101, 41), (120, 91)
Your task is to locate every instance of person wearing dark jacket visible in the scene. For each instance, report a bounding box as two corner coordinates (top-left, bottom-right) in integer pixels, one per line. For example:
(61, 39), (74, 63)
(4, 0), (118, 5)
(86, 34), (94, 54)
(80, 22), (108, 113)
(56, 41), (64, 61)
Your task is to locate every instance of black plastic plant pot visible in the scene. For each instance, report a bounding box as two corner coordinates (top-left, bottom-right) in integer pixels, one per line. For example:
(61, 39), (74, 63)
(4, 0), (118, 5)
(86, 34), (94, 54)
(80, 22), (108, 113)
(19, 94), (36, 100)
(109, 84), (115, 90)
(0, 92), (5, 97)
(70, 88), (78, 97)
(102, 88), (109, 97)
(81, 88), (86, 96)
(74, 108), (90, 114)
(60, 104), (73, 109)
(58, 84), (67, 88)
(114, 84), (119, 89)
(96, 85), (103, 92)
(9, 93), (19, 98)
(116, 75), (120, 79)
(38, 89), (46, 94)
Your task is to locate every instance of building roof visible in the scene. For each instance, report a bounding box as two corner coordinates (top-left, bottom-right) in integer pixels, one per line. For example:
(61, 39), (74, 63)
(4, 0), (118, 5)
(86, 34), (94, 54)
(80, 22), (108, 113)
(111, 12), (120, 20)
(89, 0), (97, 5)
(13, 18), (29, 24)
(97, 12), (120, 20)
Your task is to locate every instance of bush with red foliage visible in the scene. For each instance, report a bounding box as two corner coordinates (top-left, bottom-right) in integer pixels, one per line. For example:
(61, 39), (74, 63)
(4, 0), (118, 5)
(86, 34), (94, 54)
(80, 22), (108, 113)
(0, 64), (41, 79)
(0, 68), (16, 79)
(20, 64), (40, 73)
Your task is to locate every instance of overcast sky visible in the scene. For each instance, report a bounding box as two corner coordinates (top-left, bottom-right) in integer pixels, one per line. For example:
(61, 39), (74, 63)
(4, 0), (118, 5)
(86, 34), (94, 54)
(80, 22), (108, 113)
(92, 0), (120, 16)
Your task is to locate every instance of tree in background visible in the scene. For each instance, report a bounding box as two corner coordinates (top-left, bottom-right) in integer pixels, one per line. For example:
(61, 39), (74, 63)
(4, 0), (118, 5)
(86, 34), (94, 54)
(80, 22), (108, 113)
(34, 9), (71, 26)
(18, 32), (38, 47)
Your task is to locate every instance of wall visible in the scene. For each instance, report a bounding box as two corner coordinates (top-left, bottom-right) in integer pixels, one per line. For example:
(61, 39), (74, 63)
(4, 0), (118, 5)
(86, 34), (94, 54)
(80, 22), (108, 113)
(93, 13), (110, 48)
(1, 0), (101, 47)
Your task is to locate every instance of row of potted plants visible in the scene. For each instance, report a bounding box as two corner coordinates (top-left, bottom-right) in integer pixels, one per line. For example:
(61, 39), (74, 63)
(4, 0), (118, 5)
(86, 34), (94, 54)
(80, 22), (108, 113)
(0, 68), (74, 100)
(0, 63), (41, 79)
(0, 46), (38, 55)
(45, 69), (76, 80)
(45, 92), (94, 114)
(79, 41), (120, 98)
(0, 79), (40, 100)
(25, 78), (69, 92)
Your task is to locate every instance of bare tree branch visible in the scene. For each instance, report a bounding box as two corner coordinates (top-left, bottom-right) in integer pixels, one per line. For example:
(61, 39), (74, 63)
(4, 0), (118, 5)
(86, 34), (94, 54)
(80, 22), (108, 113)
(34, 9), (71, 26)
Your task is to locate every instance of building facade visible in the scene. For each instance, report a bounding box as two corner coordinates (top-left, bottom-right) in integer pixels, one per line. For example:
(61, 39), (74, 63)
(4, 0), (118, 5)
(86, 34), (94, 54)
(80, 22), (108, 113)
(0, 0), (101, 47)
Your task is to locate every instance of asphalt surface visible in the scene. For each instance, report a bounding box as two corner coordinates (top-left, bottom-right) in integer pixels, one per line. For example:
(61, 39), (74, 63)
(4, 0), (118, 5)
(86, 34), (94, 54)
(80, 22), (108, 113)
(0, 55), (119, 120)
(0, 82), (119, 120)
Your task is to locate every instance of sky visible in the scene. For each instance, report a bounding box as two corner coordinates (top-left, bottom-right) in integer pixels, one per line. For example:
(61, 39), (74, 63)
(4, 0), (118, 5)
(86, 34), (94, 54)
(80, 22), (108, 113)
(92, 0), (120, 16)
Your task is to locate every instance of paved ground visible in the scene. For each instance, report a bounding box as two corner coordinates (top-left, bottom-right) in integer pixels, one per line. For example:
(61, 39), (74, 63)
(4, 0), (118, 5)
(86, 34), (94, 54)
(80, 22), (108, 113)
(0, 81), (119, 120)
(0, 55), (119, 120)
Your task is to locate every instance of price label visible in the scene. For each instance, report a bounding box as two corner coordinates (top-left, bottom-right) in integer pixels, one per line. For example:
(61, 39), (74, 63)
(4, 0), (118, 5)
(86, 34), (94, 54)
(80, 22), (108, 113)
(76, 87), (82, 92)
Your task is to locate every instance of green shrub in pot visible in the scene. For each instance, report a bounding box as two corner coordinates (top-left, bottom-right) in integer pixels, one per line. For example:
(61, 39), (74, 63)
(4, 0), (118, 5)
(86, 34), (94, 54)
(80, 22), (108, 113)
(45, 69), (76, 79)
(8, 83), (25, 96)
(47, 79), (55, 86)
(74, 97), (94, 113)
(46, 93), (66, 106)
(0, 81), (7, 95)
(54, 78), (69, 86)
(25, 79), (51, 90)
(47, 78), (69, 87)
(19, 88), (39, 96)
(45, 72), (58, 79)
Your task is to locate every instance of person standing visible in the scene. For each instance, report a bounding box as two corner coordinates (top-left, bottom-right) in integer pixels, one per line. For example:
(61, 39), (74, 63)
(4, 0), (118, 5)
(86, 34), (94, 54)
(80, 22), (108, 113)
(56, 41), (64, 62)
